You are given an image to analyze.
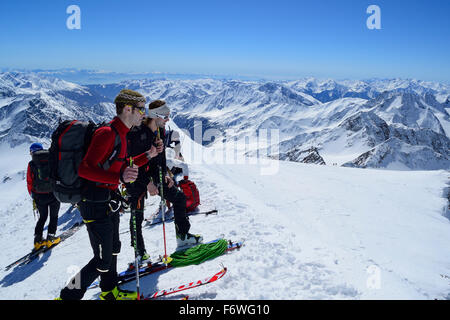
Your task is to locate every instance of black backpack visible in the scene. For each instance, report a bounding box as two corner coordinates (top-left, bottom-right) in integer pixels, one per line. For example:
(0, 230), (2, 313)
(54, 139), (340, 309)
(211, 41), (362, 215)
(30, 149), (53, 193)
(48, 120), (122, 204)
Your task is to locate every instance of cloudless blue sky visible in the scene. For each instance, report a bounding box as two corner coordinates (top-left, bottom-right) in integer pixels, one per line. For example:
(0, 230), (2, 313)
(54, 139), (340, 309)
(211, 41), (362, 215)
(1, 0), (449, 82)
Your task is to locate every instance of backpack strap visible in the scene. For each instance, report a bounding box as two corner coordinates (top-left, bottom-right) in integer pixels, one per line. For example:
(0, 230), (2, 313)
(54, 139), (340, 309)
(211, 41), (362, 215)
(101, 124), (123, 171)
(29, 160), (37, 181)
(58, 120), (78, 161)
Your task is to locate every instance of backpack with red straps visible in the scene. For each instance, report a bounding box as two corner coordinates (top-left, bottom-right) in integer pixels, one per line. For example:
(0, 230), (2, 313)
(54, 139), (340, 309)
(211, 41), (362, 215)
(178, 178), (200, 212)
(48, 120), (121, 204)
(30, 149), (53, 193)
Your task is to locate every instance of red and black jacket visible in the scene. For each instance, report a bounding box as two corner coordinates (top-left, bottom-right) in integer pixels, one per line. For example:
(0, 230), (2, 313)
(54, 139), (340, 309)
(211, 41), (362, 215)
(27, 162), (48, 195)
(78, 117), (149, 191)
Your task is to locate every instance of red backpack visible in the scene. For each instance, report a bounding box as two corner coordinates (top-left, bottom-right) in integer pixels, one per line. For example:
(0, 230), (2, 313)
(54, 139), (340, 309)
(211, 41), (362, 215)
(178, 178), (200, 212)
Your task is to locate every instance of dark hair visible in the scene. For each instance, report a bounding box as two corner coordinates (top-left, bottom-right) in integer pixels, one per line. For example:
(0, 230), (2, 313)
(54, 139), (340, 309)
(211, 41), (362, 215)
(115, 101), (127, 115)
(114, 89), (146, 115)
(148, 100), (166, 110)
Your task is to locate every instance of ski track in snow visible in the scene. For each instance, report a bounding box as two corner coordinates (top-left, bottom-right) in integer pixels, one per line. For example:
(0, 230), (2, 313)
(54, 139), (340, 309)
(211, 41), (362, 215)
(0, 150), (449, 300)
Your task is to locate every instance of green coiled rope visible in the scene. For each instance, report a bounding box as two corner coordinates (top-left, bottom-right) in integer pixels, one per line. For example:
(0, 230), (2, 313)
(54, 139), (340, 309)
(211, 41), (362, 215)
(169, 239), (228, 267)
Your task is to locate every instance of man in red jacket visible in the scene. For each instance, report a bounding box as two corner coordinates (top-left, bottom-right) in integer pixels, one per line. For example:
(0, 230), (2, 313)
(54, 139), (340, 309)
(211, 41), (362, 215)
(58, 89), (156, 300)
(27, 142), (61, 251)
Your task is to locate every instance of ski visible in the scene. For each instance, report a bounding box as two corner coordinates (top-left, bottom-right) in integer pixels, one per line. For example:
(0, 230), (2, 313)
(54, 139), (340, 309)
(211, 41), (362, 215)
(145, 209), (218, 226)
(5, 247), (47, 271)
(143, 266), (227, 300)
(144, 204), (173, 223)
(119, 209), (218, 235)
(88, 239), (242, 289)
(4, 221), (85, 271)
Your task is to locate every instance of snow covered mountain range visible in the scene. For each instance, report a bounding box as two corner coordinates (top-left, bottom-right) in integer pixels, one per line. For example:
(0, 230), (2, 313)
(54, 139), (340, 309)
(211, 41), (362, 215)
(0, 72), (115, 147)
(0, 71), (449, 300)
(0, 68), (245, 85)
(0, 71), (449, 170)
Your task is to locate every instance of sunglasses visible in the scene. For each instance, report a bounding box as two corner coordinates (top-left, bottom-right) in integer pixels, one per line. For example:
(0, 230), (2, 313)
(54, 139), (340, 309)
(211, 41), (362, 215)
(125, 104), (146, 115)
(155, 113), (169, 120)
(133, 106), (146, 115)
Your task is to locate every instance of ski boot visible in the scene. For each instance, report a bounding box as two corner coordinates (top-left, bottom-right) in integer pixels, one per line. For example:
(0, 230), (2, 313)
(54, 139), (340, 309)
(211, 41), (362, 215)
(128, 251), (151, 271)
(176, 232), (203, 248)
(139, 251), (151, 264)
(99, 287), (138, 300)
(33, 235), (46, 251)
(45, 234), (61, 248)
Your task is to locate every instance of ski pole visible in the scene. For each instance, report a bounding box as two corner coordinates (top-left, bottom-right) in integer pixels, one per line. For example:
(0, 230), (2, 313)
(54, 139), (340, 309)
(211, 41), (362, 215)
(128, 156), (141, 299)
(129, 157), (135, 183)
(157, 128), (170, 265)
(32, 200), (38, 221)
(131, 210), (141, 300)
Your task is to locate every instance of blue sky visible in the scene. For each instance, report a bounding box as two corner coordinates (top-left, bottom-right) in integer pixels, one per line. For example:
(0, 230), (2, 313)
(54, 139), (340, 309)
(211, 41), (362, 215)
(1, 0), (449, 82)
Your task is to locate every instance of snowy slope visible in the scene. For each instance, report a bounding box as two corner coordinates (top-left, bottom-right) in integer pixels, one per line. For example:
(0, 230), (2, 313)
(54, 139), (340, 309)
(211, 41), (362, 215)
(0, 126), (449, 300)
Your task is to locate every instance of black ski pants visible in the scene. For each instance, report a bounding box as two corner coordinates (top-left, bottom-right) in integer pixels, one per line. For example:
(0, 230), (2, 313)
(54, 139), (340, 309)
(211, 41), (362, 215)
(33, 192), (60, 240)
(59, 200), (121, 300)
(128, 182), (190, 254)
(163, 183), (190, 235)
(129, 192), (146, 255)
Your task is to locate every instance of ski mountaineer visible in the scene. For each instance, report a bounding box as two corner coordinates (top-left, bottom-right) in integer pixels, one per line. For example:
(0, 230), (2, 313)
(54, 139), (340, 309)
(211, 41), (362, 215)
(124, 117), (161, 264)
(146, 100), (202, 247)
(57, 89), (153, 300)
(27, 142), (61, 251)
(126, 99), (202, 255)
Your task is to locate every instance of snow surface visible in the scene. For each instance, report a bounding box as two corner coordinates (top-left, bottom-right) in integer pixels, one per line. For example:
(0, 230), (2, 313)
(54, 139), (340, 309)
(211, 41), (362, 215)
(0, 121), (449, 300)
